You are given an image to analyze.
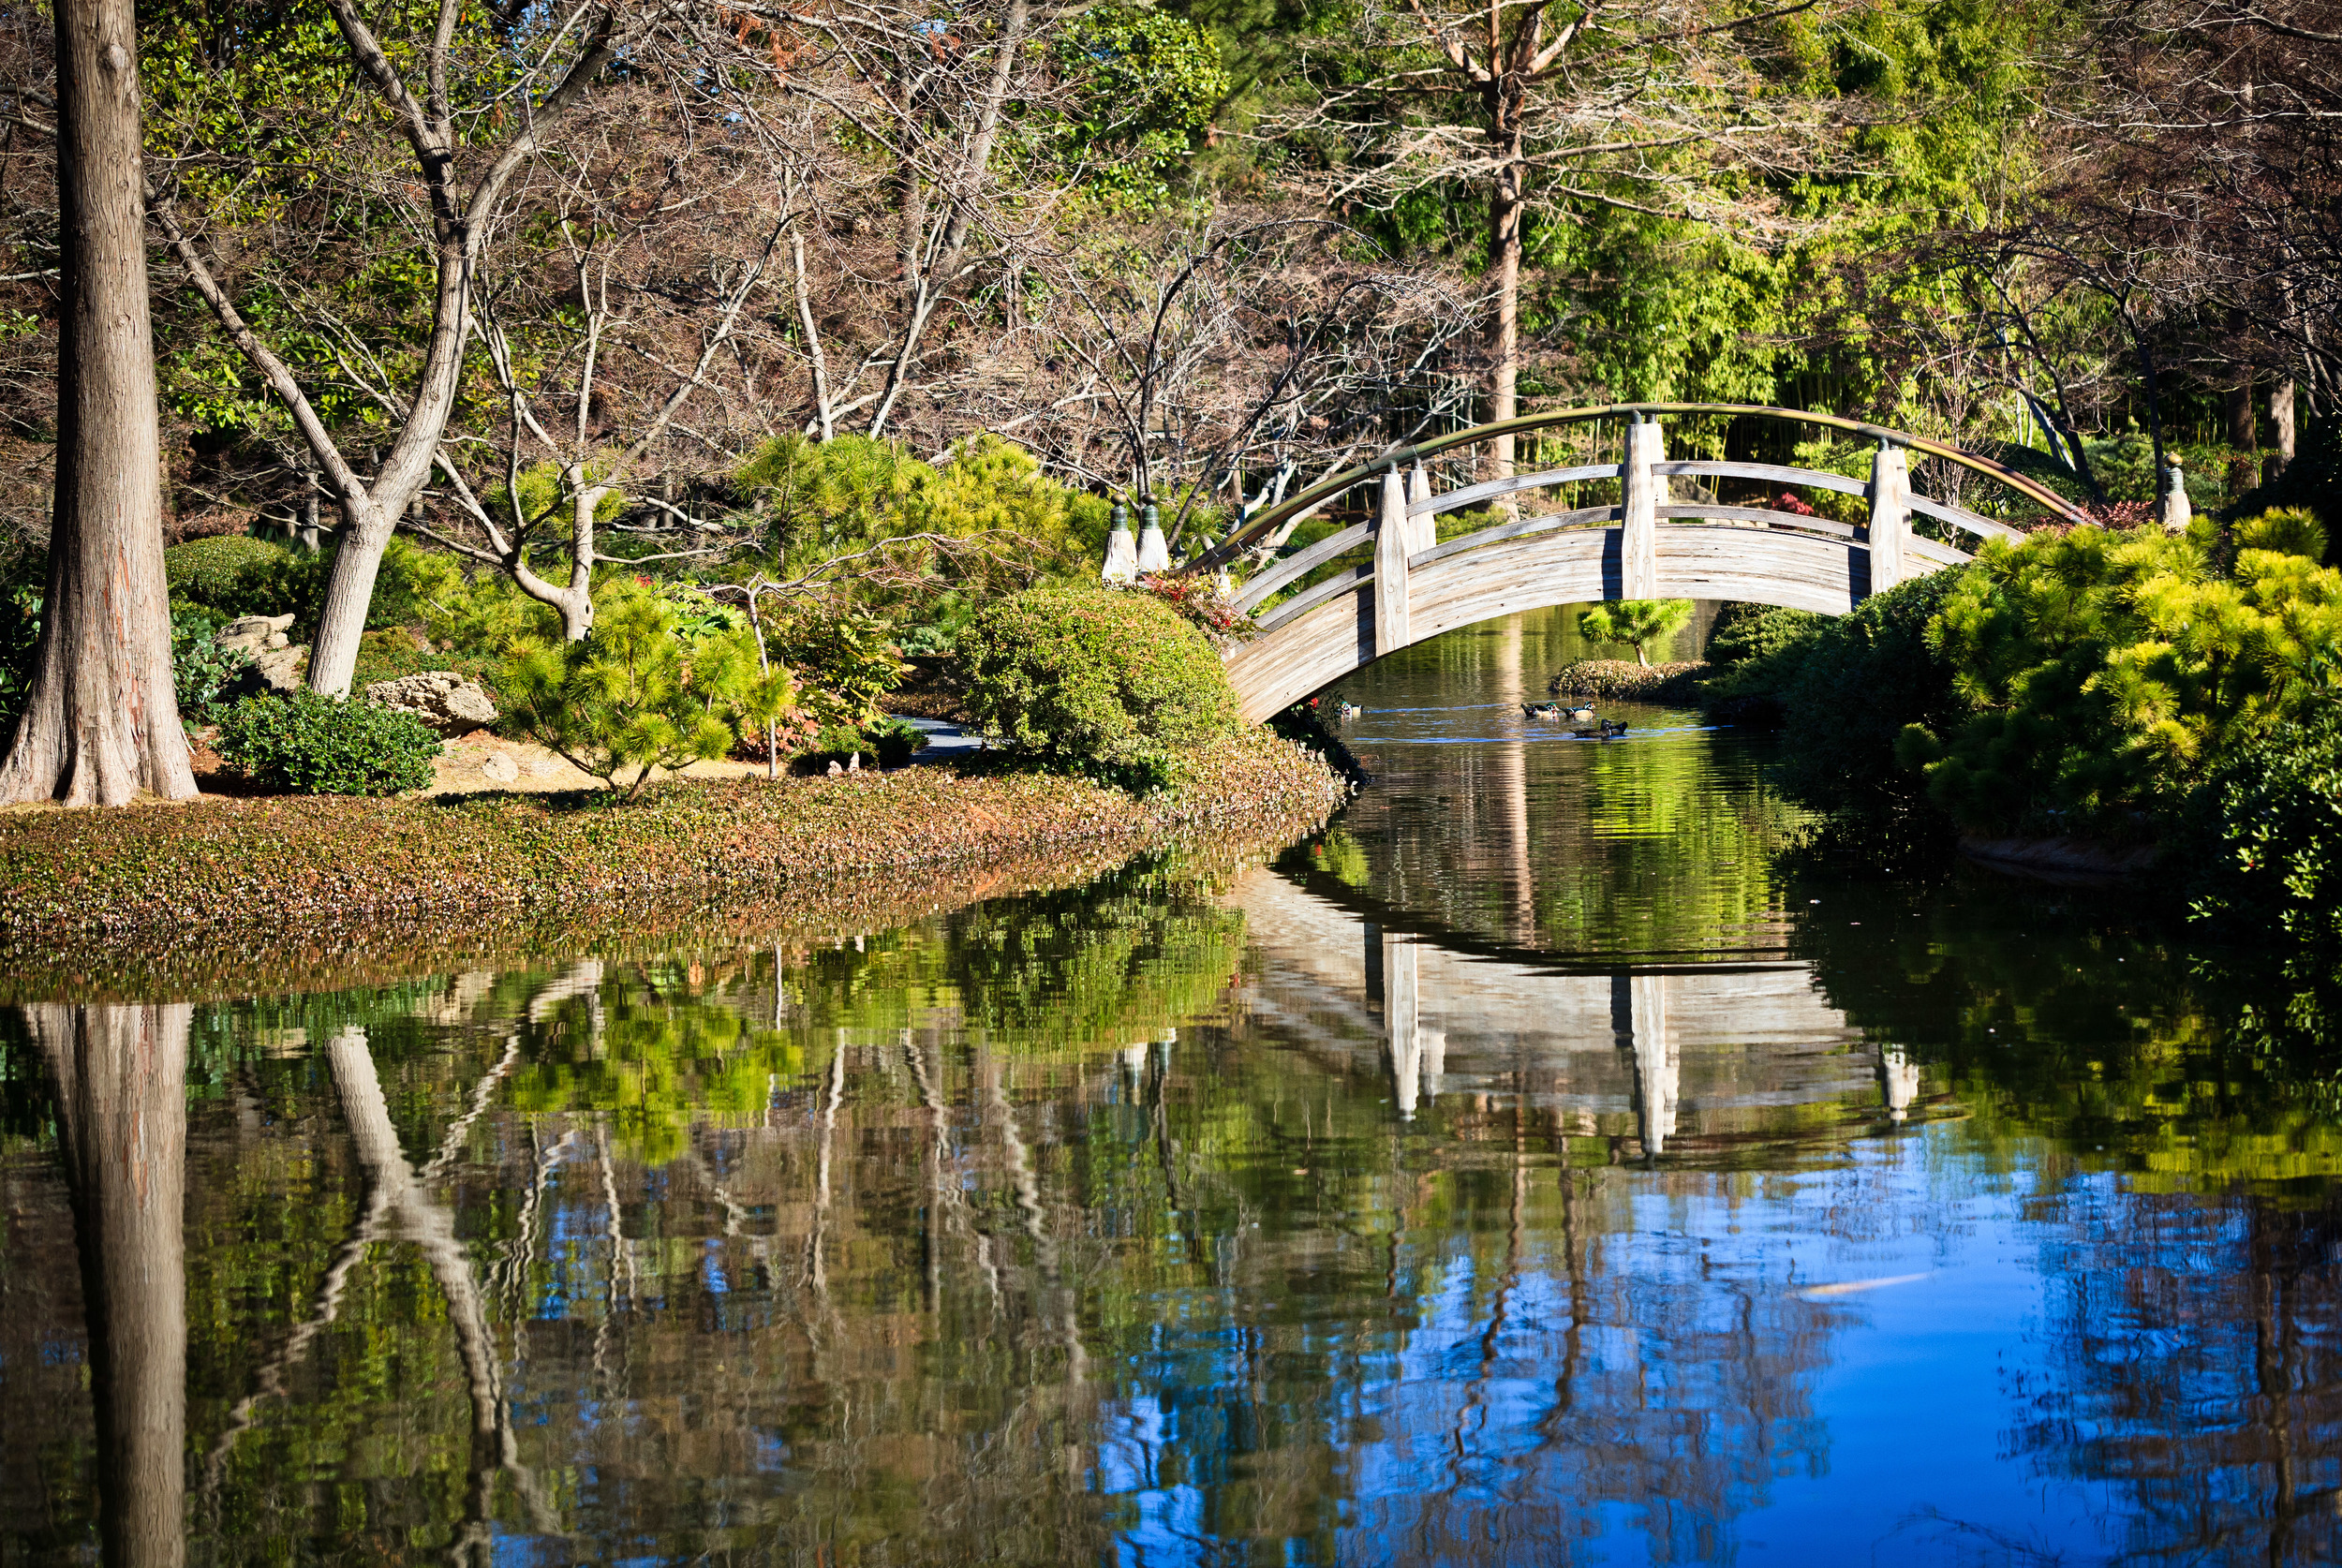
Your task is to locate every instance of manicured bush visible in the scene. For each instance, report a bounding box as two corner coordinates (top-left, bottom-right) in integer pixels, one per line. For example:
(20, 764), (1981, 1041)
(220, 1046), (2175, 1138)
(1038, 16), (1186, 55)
(960, 584), (1241, 783)
(163, 535), (290, 611)
(164, 533), (427, 634)
(170, 605), (258, 722)
(2184, 698), (2342, 958)
(503, 583), (793, 798)
(215, 690), (442, 795)
(1898, 523), (2342, 836)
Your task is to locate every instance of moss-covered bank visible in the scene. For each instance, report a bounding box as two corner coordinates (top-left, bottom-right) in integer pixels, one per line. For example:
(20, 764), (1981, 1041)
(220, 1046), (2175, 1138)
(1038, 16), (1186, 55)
(0, 731), (1347, 953)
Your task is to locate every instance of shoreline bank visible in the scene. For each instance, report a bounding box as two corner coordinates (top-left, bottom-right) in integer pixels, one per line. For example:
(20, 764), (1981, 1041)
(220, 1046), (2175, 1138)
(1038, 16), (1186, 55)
(0, 732), (1348, 969)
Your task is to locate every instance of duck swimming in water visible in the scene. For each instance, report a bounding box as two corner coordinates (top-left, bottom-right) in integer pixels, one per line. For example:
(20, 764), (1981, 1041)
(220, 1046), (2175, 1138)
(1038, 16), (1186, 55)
(1338, 702), (1363, 720)
(1599, 718), (1629, 738)
(1566, 703), (1597, 722)
(1522, 702), (1563, 720)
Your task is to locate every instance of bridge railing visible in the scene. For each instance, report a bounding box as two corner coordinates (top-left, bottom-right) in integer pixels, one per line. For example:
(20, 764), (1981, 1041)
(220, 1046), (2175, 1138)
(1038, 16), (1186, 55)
(1217, 411), (2038, 634)
(1144, 406), (2083, 630)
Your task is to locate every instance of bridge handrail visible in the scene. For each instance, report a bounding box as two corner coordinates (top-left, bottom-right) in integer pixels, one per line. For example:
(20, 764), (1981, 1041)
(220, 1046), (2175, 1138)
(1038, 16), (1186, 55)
(1257, 564), (1371, 631)
(1406, 462), (1622, 520)
(1657, 503), (1858, 539)
(1191, 402), (2088, 573)
(1653, 459), (1867, 498)
(1909, 496), (2023, 540)
(1413, 504), (1623, 568)
(1234, 522), (1373, 612)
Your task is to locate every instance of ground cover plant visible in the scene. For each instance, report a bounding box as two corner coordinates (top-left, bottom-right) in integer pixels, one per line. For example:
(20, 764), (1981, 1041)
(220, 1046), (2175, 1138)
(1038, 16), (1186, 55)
(0, 730), (1345, 939)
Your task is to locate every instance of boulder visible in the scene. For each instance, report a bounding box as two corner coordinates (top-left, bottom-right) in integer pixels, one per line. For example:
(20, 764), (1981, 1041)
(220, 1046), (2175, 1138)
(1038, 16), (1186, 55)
(363, 671), (499, 735)
(215, 614), (295, 654)
(249, 643), (307, 692)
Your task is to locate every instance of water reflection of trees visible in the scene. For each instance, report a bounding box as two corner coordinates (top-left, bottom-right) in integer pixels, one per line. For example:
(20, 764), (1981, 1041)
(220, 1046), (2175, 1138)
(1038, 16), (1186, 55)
(1322, 615), (1807, 960)
(11, 859), (2342, 1564)
(1793, 872), (2342, 1563)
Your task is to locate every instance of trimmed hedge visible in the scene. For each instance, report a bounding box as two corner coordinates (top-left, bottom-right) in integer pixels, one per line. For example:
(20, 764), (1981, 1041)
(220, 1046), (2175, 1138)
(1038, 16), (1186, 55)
(961, 584), (1241, 784)
(164, 535), (290, 609)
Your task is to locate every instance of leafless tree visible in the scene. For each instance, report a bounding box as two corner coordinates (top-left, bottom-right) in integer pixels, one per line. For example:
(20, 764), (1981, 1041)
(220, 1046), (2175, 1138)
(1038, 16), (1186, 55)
(1035, 214), (1485, 551)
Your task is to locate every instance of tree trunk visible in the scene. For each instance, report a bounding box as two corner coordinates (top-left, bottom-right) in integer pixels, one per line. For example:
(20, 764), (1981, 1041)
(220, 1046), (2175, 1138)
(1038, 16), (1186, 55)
(2269, 377), (2296, 481)
(1488, 155), (1525, 485)
(0, 0), (194, 806)
(2226, 358), (2260, 497)
(35, 1000), (190, 1568)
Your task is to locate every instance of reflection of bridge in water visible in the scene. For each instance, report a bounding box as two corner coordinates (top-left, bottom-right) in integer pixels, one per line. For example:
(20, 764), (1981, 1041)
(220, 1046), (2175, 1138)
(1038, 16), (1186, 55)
(1227, 865), (1925, 1161)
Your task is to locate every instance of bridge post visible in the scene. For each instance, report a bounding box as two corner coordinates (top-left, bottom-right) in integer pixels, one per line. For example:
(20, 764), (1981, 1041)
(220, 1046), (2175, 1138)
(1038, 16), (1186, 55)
(1621, 419), (1663, 599)
(1407, 462), (1436, 555)
(1867, 444), (1911, 596)
(1375, 467), (1411, 655)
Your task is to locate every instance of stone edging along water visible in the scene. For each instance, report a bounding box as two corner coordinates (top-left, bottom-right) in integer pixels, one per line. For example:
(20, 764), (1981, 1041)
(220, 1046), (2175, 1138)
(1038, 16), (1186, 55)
(0, 732), (1349, 962)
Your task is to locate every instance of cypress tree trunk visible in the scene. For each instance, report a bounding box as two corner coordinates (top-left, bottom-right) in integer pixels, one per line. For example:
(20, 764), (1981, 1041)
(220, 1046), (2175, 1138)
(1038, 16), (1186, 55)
(36, 1001), (191, 1568)
(0, 0), (193, 806)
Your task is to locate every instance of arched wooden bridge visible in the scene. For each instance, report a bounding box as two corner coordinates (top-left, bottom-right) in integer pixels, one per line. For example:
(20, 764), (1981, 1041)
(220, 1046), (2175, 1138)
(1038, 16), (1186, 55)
(1157, 405), (2088, 723)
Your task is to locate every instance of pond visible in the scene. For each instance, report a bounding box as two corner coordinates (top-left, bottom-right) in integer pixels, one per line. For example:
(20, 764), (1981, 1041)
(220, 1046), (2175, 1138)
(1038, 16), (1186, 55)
(6, 608), (2341, 1567)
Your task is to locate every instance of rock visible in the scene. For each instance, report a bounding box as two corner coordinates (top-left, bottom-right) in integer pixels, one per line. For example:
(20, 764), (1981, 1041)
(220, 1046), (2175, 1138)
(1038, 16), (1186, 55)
(826, 760), (843, 777)
(249, 643), (306, 693)
(363, 671), (499, 735)
(215, 614), (295, 654)
(480, 752), (520, 785)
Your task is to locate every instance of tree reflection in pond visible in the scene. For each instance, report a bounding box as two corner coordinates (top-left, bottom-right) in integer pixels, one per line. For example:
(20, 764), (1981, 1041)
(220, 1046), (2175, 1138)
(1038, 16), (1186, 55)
(6, 621), (2342, 1561)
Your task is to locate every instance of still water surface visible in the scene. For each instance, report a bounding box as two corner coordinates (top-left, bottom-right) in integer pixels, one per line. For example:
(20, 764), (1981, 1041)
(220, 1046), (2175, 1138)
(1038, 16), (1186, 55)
(6, 608), (2341, 1566)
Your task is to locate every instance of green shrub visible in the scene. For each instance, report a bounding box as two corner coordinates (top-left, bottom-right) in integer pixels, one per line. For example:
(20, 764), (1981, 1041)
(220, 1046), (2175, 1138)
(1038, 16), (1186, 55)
(215, 690), (441, 795)
(1898, 525), (2342, 836)
(163, 535), (289, 611)
(2184, 698), (2342, 958)
(1706, 602), (1824, 668)
(503, 582), (793, 798)
(766, 604), (909, 729)
(960, 584), (1241, 784)
(1771, 568), (1971, 826)
(170, 605), (258, 722)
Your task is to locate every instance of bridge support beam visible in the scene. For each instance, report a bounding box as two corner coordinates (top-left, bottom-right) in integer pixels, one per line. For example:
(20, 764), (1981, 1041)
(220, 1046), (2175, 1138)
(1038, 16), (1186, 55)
(1621, 421), (1663, 599)
(1867, 445), (1911, 596)
(1375, 468), (1411, 655)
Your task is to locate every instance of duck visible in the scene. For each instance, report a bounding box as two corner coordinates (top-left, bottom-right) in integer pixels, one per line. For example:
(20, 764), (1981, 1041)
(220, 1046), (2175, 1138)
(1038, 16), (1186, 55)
(1569, 726), (1600, 739)
(1565, 703), (1597, 723)
(1338, 702), (1363, 720)
(1599, 718), (1629, 739)
(1522, 702), (1563, 720)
